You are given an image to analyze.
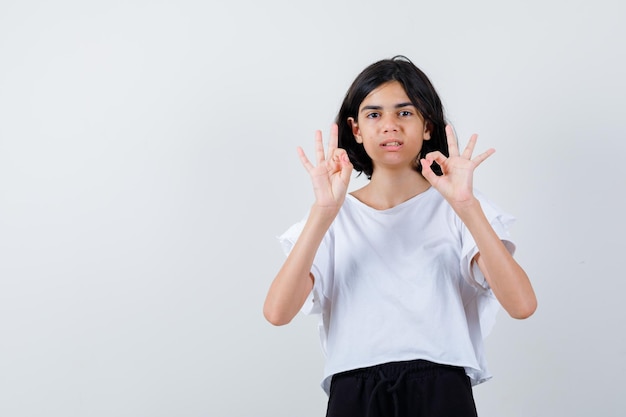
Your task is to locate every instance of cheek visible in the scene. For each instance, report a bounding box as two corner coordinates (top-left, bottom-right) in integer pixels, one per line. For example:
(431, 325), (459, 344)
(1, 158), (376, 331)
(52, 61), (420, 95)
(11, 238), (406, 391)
(360, 141), (377, 156)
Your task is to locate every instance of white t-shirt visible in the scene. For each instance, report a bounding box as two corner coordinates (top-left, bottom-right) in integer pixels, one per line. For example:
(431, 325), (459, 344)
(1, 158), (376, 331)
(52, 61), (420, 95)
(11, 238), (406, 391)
(279, 187), (516, 395)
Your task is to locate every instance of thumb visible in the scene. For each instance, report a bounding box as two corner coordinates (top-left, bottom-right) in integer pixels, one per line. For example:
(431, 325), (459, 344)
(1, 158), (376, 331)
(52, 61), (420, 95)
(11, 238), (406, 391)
(421, 158), (437, 184)
(339, 153), (353, 184)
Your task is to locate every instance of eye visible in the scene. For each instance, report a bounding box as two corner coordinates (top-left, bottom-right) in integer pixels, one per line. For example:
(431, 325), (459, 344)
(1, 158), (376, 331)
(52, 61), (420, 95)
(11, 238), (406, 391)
(366, 112), (380, 119)
(398, 110), (413, 117)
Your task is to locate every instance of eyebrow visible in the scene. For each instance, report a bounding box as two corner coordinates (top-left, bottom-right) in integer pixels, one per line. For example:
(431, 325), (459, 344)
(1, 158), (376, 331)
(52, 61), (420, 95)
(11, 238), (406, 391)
(360, 102), (415, 113)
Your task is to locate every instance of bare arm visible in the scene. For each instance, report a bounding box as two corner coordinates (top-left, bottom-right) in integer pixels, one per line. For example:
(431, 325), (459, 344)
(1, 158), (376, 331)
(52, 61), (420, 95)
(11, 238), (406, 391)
(458, 200), (536, 319)
(263, 206), (336, 325)
(421, 125), (537, 319)
(263, 125), (353, 325)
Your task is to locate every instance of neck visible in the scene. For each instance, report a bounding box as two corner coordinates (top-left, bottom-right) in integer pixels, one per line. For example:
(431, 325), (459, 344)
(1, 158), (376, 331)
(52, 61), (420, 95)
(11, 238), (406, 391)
(352, 168), (431, 210)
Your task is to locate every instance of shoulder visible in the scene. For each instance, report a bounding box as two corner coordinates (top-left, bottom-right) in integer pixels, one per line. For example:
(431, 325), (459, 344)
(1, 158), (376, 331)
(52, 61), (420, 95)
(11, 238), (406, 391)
(473, 189), (516, 226)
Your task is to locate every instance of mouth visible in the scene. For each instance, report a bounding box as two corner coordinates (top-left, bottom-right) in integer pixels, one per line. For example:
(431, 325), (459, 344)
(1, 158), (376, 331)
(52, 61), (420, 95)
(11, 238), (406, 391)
(380, 140), (403, 148)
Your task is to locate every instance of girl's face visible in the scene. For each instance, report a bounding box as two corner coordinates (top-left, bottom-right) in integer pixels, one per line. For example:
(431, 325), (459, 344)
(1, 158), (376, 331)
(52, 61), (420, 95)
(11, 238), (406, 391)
(348, 81), (430, 175)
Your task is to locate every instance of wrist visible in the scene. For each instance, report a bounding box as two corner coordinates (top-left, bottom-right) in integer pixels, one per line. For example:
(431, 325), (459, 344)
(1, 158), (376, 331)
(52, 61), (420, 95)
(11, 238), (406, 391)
(450, 196), (482, 219)
(309, 204), (340, 224)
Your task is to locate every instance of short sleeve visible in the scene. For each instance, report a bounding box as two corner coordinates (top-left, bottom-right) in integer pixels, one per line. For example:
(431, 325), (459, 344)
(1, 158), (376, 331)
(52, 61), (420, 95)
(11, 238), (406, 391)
(460, 190), (516, 290)
(276, 218), (324, 315)
(458, 190), (517, 338)
(277, 220), (305, 258)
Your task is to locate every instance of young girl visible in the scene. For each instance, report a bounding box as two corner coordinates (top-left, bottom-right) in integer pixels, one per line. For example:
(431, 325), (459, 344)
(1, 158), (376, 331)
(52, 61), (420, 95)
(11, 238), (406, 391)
(263, 56), (537, 417)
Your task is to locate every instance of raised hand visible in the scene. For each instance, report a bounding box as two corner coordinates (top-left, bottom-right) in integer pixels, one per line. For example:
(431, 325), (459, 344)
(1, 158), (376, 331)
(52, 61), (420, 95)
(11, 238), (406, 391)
(298, 124), (353, 211)
(421, 125), (494, 207)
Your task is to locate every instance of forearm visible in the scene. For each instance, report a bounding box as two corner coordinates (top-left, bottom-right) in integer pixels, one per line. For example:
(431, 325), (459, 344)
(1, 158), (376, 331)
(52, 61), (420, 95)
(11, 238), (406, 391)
(263, 206), (337, 326)
(455, 198), (537, 319)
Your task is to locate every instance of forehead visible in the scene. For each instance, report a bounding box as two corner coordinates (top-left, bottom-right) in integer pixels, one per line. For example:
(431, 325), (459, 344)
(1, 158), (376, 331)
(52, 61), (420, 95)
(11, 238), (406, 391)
(360, 81), (412, 108)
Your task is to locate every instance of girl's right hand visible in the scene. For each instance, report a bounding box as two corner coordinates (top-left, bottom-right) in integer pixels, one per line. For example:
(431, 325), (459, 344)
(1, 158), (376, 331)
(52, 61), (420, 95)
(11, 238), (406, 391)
(297, 124), (353, 212)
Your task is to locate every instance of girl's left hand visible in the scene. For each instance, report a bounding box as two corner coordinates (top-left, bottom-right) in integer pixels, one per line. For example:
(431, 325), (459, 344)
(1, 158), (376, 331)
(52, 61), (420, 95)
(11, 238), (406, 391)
(421, 125), (494, 208)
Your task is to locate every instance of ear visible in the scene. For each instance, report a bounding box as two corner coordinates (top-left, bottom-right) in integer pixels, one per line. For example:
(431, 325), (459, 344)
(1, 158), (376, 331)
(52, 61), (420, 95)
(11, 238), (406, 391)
(348, 117), (363, 144)
(423, 121), (431, 141)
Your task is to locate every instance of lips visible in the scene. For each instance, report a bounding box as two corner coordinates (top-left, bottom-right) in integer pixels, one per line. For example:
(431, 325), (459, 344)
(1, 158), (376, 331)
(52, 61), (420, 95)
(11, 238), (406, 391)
(380, 139), (403, 148)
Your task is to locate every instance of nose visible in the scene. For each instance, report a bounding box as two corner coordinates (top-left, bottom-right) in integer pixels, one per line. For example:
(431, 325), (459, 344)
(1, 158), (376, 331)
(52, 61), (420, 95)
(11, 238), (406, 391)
(381, 112), (398, 132)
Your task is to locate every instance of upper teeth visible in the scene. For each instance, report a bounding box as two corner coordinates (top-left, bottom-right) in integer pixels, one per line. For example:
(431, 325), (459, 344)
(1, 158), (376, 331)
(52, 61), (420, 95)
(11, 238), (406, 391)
(384, 142), (400, 146)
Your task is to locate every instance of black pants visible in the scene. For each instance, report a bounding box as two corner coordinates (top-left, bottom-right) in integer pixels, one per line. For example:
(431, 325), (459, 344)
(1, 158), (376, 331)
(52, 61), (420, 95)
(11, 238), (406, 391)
(325, 360), (478, 417)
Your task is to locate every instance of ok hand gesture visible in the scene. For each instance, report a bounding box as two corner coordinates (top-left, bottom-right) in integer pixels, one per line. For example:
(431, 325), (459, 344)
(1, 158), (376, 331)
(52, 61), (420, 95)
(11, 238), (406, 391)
(421, 125), (494, 208)
(298, 124), (353, 212)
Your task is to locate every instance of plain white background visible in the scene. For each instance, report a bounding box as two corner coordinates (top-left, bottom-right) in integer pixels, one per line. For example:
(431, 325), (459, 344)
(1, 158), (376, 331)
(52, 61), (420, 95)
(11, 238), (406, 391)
(1, 0), (624, 416)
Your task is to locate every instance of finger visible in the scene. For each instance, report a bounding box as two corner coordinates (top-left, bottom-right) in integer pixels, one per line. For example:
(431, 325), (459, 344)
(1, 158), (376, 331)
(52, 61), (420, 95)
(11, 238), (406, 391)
(313, 130), (326, 164)
(445, 125), (460, 157)
(339, 152), (353, 184)
(461, 134), (478, 159)
(423, 150), (447, 166)
(471, 148), (496, 167)
(297, 146), (315, 172)
(326, 153), (339, 174)
(327, 123), (339, 159)
(420, 158), (437, 184)
(329, 146), (350, 173)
